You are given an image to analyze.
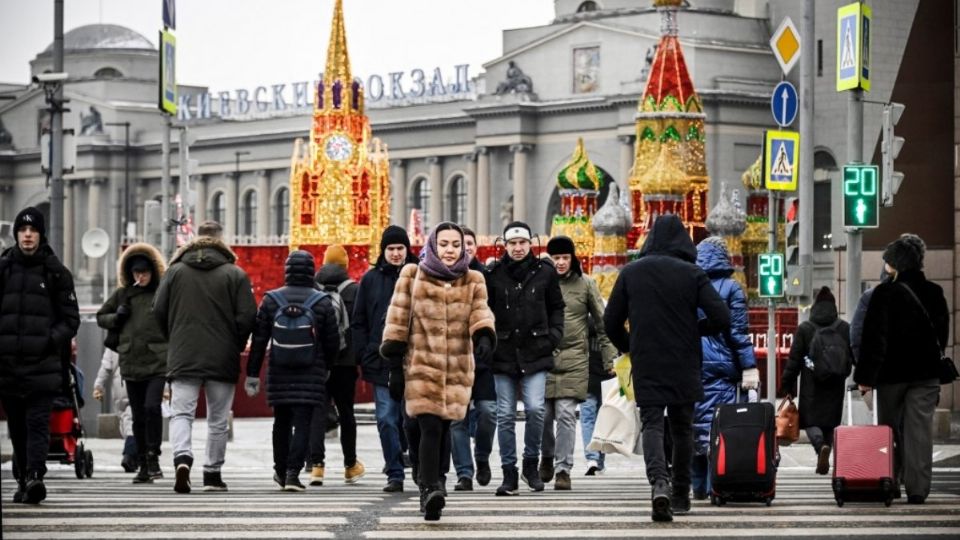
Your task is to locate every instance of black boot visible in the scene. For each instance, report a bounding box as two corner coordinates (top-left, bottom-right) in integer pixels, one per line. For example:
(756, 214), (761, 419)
(133, 456), (153, 484)
(651, 478), (673, 522)
(147, 451), (163, 480)
(495, 465), (519, 496)
(671, 485), (691, 515)
(423, 484), (446, 521)
(476, 460), (492, 486)
(521, 457), (544, 492)
(23, 472), (46, 504)
(12, 479), (26, 503)
(419, 483), (429, 513)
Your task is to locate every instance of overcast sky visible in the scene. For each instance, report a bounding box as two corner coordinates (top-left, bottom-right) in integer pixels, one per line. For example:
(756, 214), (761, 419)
(0, 0), (555, 91)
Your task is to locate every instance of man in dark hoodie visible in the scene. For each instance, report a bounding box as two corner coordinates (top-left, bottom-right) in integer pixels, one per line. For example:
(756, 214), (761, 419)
(308, 244), (365, 486)
(353, 225), (419, 492)
(153, 220), (257, 494)
(486, 221), (565, 496)
(0, 207), (79, 504)
(604, 214), (730, 522)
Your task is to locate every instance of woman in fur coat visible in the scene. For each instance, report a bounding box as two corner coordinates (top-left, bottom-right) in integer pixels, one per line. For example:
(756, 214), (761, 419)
(381, 222), (496, 521)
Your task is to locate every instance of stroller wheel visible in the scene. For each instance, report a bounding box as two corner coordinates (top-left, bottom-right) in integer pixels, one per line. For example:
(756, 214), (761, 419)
(75, 443), (86, 479)
(84, 450), (94, 478)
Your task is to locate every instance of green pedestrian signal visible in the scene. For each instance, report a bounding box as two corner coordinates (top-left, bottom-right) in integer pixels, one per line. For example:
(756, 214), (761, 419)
(843, 164), (880, 228)
(758, 252), (784, 298)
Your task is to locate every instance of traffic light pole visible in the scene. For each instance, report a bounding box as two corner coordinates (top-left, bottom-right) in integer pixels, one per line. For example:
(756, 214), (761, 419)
(845, 89), (864, 318)
(767, 189), (777, 403)
(798, 0), (815, 321)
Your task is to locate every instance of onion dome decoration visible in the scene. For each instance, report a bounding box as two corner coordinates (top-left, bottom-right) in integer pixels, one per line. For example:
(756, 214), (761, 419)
(552, 138), (607, 272)
(557, 138), (608, 191)
(705, 182), (746, 237)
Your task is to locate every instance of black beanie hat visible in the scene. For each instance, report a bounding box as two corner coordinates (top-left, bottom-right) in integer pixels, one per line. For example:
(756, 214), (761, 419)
(14, 207), (45, 242)
(127, 255), (152, 273)
(815, 286), (835, 304)
(882, 235), (923, 273)
(380, 225), (411, 251)
(547, 236), (576, 256)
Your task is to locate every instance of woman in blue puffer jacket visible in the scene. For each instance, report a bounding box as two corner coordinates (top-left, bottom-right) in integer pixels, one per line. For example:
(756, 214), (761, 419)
(691, 236), (759, 500)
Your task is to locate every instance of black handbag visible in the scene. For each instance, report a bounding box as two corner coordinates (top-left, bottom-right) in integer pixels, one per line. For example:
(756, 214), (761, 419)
(899, 283), (958, 385)
(104, 329), (120, 352)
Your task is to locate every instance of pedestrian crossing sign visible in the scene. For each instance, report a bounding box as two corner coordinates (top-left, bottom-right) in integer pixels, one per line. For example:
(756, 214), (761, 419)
(836, 2), (872, 92)
(763, 130), (800, 191)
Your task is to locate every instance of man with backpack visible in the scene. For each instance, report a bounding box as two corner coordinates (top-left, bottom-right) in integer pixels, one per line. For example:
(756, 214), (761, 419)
(0, 207), (80, 504)
(781, 286), (852, 475)
(246, 250), (340, 491)
(309, 244), (365, 486)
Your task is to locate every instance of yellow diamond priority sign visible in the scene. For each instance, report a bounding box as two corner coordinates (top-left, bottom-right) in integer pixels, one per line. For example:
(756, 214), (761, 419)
(770, 16), (801, 75)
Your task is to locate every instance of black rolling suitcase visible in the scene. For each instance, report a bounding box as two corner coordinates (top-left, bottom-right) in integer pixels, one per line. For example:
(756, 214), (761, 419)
(709, 392), (778, 506)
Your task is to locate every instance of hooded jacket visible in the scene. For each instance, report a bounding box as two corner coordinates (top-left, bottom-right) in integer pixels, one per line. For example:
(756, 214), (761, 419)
(315, 263), (358, 367)
(96, 243), (168, 381)
(0, 243), (79, 396)
(353, 250), (419, 385)
(248, 251), (340, 406)
(692, 239), (757, 452)
(781, 291), (850, 429)
(603, 215), (730, 407)
(153, 236), (257, 383)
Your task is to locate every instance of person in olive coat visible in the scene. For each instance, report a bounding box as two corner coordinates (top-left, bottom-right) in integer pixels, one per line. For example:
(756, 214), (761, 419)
(97, 242), (169, 484)
(604, 214), (730, 522)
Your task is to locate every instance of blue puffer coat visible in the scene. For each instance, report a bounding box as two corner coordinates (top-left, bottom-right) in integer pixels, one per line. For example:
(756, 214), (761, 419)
(693, 240), (757, 454)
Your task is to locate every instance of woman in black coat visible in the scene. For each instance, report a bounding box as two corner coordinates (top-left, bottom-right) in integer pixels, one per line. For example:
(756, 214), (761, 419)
(781, 286), (851, 476)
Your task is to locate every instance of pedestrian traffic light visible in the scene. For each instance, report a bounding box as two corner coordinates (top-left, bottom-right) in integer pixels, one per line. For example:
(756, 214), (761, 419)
(757, 252), (784, 298)
(783, 197), (804, 296)
(881, 102), (905, 207)
(842, 164), (879, 228)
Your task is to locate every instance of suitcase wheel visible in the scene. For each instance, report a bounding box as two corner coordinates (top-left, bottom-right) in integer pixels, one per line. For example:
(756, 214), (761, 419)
(711, 495), (725, 506)
(765, 497), (773, 507)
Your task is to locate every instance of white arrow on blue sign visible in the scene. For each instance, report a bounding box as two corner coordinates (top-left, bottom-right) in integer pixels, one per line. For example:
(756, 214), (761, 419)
(771, 81), (798, 127)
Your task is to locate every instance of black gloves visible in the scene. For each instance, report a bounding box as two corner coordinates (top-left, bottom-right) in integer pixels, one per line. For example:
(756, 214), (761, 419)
(380, 339), (407, 363)
(473, 335), (494, 366)
(389, 367), (405, 402)
(115, 304), (131, 326)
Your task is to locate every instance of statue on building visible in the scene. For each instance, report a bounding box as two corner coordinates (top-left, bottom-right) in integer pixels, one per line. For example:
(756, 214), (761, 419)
(80, 106), (104, 135)
(495, 61), (534, 95)
(499, 195), (514, 232)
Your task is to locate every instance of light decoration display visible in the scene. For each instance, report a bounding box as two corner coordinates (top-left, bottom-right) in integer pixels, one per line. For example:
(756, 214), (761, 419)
(704, 182), (748, 288)
(551, 138), (607, 273)
(288, 0), (391, 262)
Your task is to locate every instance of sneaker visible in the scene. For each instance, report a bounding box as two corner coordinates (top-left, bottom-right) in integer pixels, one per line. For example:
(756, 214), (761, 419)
(816, 445), (831, 475)
(671, 487), (691, 515)
(174, 463), (191, 494)
(23, 473), (46, 504)
(585, 460), (600, 476)
(539, 459), (555, 483)
(521, 458), (545, 492)
(383, 480), (404, 493)
(147, 452), (163, 480)
(310, 465), (325, 486)
(454, 477), (473, 491)
(423, 489), (446, 521)
(344, 460), (365, 484)
(284, 471), (306, 492)
(651, 479), (673, 522)
(496, 466), (519, 496)
(273, 471), (285, 490)
(554, 470), (571, 490)
(202, 471), (228, 492)
(475, 461), (492, 486)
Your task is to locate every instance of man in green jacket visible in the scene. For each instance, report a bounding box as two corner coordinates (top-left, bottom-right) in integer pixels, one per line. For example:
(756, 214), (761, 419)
(539, 236), (617, 490)
(153, 221), (257, 494)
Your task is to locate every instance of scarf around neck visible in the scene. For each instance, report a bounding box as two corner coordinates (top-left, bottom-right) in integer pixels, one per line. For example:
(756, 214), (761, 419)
(419, 227), (470, 281)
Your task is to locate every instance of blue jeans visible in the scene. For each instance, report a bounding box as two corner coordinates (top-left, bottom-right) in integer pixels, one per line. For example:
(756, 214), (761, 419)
(373, 384), (404, 482)
(450, 399), (496, 479)
(494, 372), (546, 469)
(691, 454), (711, 495)
(580, 393), (605, 469)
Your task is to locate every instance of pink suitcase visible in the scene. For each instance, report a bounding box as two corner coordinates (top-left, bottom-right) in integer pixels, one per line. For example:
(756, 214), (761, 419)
(831, 386), (896, 507)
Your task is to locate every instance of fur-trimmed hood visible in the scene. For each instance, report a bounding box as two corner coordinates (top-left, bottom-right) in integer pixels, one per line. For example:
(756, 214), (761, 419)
(169, 236), (237, 270)
(117, 242), (166, 288)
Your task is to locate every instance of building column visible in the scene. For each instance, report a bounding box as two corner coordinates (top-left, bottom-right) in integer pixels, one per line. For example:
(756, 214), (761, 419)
(427, 156), (443, 230)
(476, 147), (490, 235)
(194, 174), (207, 227)
(225, 172), (238, 239)
(618, 135), (635, 190)
(135, 179), (148, 232)
(391, 159), (406, 227)
(464, 152), (478, 230)
(0, 183), (10, 221)
(510, 144), (533, 224)
(256, 170), (270, 240)
(86, 177), (105, 276)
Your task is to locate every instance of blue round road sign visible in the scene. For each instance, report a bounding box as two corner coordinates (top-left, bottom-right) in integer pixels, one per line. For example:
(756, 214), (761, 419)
(771, 81), (798, 127)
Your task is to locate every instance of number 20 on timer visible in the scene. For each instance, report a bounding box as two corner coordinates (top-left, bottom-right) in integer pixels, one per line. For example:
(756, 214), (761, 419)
(843, 164), (880, 228)
(758, 253), (784, 298)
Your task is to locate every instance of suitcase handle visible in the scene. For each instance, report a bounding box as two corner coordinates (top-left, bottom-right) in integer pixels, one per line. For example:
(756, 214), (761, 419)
(846, 384), (878, 426)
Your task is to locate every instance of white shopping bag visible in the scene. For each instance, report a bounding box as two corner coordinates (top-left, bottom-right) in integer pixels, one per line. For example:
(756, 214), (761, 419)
(587, 378), (642, 458)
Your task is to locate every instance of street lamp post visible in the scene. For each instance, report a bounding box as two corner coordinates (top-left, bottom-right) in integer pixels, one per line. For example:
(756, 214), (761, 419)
(105, 121), (131, 237)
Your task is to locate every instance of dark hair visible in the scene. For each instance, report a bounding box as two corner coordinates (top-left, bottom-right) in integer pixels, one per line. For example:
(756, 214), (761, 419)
(459, 225), (476, 241)
(198, 220), (223, 238)
(432, 221), (463, 239)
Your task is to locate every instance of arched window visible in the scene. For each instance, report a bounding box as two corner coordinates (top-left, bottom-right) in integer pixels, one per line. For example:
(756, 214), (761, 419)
(274, 187), (289, 236)
(94, 67), (123, 79)
(447, 175), (467, 224)
(410, 176), (431, 228)
(577, 1), (599, 12)
(211, 191), (226, 225)
(240, 189), (258, 236)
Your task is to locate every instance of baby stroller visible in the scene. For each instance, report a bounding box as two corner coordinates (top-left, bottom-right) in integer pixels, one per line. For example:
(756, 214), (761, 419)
(12, 364), (94, 480)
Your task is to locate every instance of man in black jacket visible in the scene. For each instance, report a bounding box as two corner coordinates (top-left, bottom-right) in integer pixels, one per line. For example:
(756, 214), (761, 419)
(0, 207), (80, 504)
(353, 225), (418, 492)
(486, 221), (565, 496)
(604, 215), (730, 522)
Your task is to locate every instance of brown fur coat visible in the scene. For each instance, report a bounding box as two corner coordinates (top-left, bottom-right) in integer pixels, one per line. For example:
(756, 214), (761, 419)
(382, 263), (496, 420)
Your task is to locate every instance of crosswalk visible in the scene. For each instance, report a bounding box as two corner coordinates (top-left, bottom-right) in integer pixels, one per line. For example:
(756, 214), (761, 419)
(3, 465), (960, 538)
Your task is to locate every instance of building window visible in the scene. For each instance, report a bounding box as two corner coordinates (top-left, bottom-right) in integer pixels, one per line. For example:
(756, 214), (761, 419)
(240, 189), (257, 236)
(817, 39), (823, 77)
(577, 1), (598, 12)
(448, 175), (467, 224)
(211, 191), (226, 225)
(94, 67), (123, 79)
(274, 187), (289, 236)
(410, 177), (431, 228)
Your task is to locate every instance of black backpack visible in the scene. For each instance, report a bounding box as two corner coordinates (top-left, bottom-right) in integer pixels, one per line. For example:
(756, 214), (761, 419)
(809, 320), (852, 381)
(266, 290), (326, 369)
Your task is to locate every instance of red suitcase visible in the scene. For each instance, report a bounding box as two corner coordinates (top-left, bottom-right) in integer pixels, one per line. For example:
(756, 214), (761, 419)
(832, 386), (896, 507)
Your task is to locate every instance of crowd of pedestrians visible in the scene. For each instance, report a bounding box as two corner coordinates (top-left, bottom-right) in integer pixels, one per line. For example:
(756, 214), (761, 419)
(0, 206), (950, 523)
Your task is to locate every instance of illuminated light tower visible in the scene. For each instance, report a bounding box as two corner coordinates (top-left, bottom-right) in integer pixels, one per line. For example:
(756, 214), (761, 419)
(551, 137), (607, 273)
(704, 182), (748, 289)
(590, 182), (633, 298)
